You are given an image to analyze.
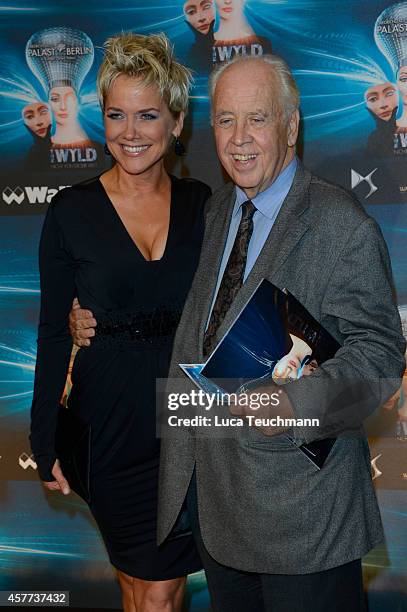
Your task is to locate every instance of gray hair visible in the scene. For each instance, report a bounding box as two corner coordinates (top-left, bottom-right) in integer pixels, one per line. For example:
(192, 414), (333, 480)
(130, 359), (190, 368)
(208, 54), (300, 122)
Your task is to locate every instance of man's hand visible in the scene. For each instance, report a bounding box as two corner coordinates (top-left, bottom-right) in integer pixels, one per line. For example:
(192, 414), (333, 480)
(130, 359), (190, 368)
(43, 459), (70, 495)
(69, 298), (97, 347)
(229, 384), (295, 436)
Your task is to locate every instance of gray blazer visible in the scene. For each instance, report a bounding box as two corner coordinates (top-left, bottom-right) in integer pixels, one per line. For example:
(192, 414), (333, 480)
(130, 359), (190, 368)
(157, 162), (406, 574)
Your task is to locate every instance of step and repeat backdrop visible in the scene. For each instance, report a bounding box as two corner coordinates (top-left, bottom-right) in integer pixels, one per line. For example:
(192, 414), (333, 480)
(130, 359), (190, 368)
(0, 0), (406, 610)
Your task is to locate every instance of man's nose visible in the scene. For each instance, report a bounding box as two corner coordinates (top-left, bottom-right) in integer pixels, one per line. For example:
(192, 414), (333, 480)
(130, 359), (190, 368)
(232, 119), (251, 145)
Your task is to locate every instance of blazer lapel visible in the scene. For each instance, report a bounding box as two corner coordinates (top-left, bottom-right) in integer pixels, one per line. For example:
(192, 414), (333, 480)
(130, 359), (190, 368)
(208, 163), (312, 351)
(196, 183), (236, 353)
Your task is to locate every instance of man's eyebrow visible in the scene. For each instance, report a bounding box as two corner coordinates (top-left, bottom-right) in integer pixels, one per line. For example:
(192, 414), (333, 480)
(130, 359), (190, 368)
(214, 110), (233, 118)
(247, 109), (269, 115)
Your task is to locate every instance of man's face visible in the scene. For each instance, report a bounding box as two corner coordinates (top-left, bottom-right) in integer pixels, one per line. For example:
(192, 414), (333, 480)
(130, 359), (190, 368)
(213, 61), (299, 199)
(364, 82), (397, 121)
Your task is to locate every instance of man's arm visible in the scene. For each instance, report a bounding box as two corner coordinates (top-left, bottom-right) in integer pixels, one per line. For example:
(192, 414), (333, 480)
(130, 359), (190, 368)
(69, 298), (97, 347)
(284, 216), (405, 443)
(230, 216), (405, 440)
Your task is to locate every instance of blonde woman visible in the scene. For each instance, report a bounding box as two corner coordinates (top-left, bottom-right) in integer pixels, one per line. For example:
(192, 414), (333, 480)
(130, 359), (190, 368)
(30, 33), (210, 612)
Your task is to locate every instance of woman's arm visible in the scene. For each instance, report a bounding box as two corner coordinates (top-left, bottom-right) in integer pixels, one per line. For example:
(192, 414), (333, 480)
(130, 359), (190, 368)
(30, 198), (76, 482)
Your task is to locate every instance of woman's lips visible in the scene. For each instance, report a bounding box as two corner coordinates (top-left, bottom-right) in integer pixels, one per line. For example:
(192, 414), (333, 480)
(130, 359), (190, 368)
(222, 6), (233, 12)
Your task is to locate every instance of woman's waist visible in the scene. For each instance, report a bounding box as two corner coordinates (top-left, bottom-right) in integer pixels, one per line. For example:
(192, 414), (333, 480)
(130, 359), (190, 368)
(91, 306), (183, 348)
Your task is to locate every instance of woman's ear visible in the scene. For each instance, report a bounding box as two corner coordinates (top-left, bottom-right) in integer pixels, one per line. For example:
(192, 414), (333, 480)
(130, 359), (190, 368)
(173, 111), (185, 139)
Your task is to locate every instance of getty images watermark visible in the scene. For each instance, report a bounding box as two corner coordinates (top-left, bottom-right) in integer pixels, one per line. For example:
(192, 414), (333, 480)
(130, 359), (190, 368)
(164, 389), (320, 429)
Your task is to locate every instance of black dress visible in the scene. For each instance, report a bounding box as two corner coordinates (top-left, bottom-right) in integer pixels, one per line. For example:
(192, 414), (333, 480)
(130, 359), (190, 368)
(30, 175), (211, 579)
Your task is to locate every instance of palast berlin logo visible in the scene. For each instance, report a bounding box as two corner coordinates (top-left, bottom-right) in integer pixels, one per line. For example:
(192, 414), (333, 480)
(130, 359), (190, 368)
(19, 453), (37, 471)
(2, 185), (68, 205)
(351, 168), (378, 199)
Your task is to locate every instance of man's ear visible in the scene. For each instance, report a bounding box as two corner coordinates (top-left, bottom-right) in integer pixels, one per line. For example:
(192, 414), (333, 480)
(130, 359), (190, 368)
(287, 109), (299, 148)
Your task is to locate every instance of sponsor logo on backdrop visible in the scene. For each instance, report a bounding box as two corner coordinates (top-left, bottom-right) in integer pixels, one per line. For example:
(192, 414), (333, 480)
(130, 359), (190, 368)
(212, 43), (264, 64)
(351, 168), (378, 199)
(26, 43), (93, 59)
(371, 453), (383, 480)
(50, 146), (99, 168)
(2, 185), (68, 206)
(18, 453), (37, 471)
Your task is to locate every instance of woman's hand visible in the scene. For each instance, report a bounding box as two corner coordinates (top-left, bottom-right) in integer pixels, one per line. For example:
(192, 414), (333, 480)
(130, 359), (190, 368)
(43, 459), (71, 495)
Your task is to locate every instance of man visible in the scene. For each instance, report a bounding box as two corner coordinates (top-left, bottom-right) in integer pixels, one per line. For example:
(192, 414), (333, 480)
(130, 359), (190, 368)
(71, 56), (405, 611)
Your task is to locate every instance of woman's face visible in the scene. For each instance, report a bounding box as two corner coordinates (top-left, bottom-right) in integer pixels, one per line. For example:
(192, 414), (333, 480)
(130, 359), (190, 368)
(397, 67), (407, 104)
(104, 74), (184, 177)
(22, 102), (50, 137)
(49, 86), (78, 125)
(272, 334), (313, 383)
(184, 0), (214, 34)
(215, 0), (245, 21)
(364, 82), (397, 121)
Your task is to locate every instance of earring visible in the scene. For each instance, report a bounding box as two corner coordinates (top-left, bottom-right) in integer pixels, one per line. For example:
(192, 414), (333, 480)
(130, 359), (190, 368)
(104, 143), (111, 156)
(174, 137), (185, 156)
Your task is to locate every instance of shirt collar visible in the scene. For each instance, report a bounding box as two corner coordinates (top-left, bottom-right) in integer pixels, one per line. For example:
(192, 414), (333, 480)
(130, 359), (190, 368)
(234, 157), (298, 219)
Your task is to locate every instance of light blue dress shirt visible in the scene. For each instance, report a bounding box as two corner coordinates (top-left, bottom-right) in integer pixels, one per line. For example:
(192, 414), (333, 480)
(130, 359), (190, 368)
(206, 157), (297, 327)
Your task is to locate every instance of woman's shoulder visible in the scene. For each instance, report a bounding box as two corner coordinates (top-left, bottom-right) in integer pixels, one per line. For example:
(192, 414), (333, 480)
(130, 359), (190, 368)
(48, 176), (102, 211)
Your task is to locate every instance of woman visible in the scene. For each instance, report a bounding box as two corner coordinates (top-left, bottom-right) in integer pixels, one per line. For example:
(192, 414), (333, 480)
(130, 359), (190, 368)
(49, 83), (91, 146)
(214, 0), (255, 43)
(393, 65), (407, 156)
(364, 81), (398, 157)
(272, 333), (318, 383)
(22, 101), (52, 170)
(212, 0), (271, 63)
(30, 33), (210, 612)
(183, 0), (215, 71)
(396, 65), (407, 129)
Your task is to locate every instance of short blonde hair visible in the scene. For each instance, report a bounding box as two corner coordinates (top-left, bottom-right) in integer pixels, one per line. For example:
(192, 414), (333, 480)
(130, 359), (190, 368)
(97, 32), (192, 116)
(209, 54), (300, 122)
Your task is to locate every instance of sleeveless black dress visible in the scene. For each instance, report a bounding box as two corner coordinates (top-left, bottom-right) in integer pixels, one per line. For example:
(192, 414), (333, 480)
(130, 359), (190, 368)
(30, 175), (211, 579)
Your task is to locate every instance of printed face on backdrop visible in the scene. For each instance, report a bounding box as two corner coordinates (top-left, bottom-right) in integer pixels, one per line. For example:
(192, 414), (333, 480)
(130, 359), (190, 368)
(397, 66), (407, 105)
(104, 74), (183, 176)
(364, 82), (397, 120)
(272, 334), (317, 383)
(184, 0), (214, 34)
(22, 102), (51, 137)
(213, 60), (299, 199)
(49, 86), (79, 126)
(216, 0), (245, 22)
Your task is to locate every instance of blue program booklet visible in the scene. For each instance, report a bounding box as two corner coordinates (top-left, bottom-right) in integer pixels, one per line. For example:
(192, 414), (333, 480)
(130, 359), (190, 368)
(180, 279), (340, 469)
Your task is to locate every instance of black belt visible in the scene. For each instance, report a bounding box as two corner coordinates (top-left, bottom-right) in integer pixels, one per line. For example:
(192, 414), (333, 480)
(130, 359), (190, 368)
(93, 307), (182, 347)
